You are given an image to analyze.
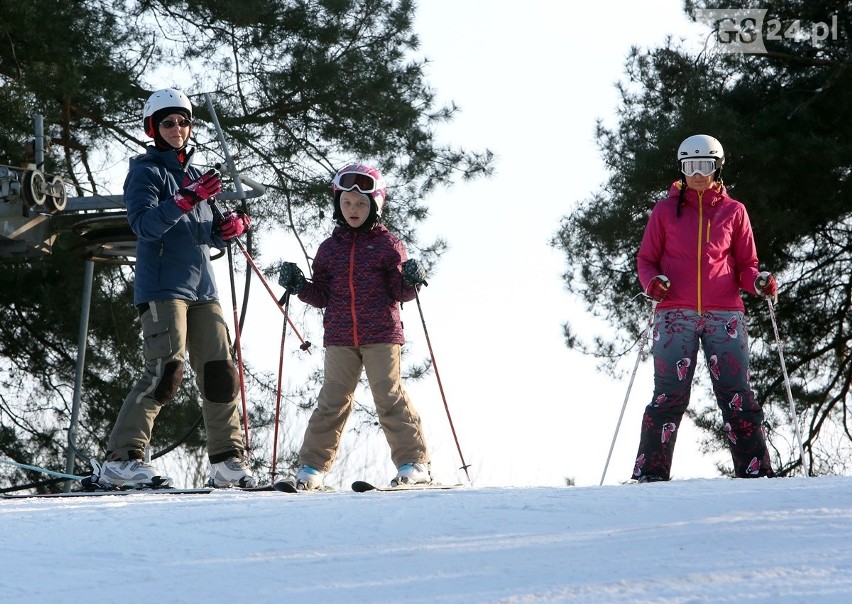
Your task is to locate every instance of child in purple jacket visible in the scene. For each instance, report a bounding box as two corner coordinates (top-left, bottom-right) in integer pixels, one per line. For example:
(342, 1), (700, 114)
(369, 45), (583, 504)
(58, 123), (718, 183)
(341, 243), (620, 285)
(277, 163), (431, 490)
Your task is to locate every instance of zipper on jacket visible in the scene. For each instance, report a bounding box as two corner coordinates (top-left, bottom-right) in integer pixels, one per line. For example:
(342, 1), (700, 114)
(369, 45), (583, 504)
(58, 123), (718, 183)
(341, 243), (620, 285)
(708, 196), (718, 244)
(696, 190), (704, 314)
(349, 238), (359, 346)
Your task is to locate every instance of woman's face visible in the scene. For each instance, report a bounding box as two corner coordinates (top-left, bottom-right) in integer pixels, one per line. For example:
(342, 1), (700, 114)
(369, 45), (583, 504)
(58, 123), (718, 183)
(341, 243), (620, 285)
(340, 190), (371, 228)
(685, 172), (715, 192)
(158, 113), (192, 149)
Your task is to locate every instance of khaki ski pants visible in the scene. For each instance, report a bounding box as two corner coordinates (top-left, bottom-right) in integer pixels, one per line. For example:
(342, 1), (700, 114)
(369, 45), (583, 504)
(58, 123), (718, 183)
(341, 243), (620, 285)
(106, 299), (245, 460)
(299, 343), (429, 472)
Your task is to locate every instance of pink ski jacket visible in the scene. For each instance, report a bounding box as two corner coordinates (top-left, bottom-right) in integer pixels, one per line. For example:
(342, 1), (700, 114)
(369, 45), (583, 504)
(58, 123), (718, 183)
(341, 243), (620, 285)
(637, 181), (762, 313)
(298, 224), (417, 347)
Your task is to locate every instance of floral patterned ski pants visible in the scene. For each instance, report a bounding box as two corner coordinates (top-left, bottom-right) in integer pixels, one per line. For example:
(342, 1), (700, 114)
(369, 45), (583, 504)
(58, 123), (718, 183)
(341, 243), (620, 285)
(632, 309), (774, 481)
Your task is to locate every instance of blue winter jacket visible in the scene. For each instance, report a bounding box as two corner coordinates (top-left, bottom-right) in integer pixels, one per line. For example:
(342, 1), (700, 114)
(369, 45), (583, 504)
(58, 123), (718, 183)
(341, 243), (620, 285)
(124, 146), (227, 305)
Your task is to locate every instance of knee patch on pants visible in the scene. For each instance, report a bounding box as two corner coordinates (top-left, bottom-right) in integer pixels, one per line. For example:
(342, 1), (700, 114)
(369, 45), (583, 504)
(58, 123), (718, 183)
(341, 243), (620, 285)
(154, 360), (184, 404)
(203, 359), (239, 403)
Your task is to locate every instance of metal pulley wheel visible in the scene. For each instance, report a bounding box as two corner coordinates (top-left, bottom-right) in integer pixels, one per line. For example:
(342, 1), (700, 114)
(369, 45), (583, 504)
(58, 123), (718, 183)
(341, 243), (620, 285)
(21, 169), (48, 207)
(21, 170), (67, 213)
(45, 175), (67, 213)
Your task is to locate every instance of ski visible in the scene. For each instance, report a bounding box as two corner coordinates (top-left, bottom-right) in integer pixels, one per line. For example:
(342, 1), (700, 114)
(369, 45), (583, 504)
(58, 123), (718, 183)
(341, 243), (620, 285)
(2, 484), (276, 499)
(351, 480), (463, 493)
(3, 488), (213, 499)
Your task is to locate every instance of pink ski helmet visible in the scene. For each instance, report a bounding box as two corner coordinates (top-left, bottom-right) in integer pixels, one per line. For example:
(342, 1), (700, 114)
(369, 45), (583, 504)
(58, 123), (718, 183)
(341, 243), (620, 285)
(331, 163), (387, 215)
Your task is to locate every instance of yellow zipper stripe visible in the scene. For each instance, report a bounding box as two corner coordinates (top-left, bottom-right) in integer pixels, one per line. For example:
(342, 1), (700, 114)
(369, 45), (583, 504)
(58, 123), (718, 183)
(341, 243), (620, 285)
(696, 190), (703, 313)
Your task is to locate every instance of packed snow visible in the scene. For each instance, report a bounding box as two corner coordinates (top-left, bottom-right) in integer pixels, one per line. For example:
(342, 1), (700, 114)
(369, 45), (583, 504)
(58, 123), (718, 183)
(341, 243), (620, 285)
(3, 476), (852, 603)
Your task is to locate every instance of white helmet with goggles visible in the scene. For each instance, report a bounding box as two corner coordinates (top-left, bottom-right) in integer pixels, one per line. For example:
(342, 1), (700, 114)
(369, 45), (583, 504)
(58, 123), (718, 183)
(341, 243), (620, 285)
(677, 134), (725, 178)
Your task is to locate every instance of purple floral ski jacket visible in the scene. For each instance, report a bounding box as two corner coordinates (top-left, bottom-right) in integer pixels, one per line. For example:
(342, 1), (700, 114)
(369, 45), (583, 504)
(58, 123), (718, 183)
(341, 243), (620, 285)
(298, 224), (417, 347)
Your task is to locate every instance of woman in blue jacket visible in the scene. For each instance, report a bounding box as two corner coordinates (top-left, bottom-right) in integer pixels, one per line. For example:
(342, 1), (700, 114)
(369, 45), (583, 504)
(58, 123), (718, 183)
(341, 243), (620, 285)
(95, 89), (254, 489)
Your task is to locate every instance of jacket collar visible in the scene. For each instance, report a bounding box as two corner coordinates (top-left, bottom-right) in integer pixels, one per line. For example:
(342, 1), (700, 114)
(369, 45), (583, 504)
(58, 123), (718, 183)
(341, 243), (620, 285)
(669, 180), (726, 204)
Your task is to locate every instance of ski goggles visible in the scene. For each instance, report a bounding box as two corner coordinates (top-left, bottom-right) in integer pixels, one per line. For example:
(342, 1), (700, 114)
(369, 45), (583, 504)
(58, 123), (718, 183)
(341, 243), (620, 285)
(680, 158), (719, 177)
(333, 171), (380, 194)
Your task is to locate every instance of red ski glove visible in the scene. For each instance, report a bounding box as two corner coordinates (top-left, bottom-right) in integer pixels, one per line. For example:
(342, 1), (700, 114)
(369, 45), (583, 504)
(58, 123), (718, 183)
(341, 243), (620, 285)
(219, 210), (251, 241)
(645, 275), (671, 302)
(174, 169), (222, 212)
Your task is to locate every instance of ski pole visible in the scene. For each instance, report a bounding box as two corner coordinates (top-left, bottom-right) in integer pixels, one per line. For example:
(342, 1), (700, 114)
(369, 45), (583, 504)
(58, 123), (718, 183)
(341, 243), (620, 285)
(413, 288), (472, 485)
(232, 238), (312, 352)
(600, 300), (657, 486)
(765, 297), (810, 476)
(0, 457), (86, 481)
(204, 93), (311, 353)
(208, 199), (252, 456)
(203, 94), (256, 455)
(271, 290), (291, 482)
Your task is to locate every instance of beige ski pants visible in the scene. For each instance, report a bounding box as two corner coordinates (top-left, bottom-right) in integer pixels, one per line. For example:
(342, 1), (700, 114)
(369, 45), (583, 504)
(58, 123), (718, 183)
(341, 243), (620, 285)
(106, 299), (245, 460)
(298, 343), (429, 472)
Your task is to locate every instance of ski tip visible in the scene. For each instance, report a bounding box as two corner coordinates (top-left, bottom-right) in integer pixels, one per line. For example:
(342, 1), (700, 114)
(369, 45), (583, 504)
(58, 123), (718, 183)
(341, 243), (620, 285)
(352, 481), (464, 492)
(351, 480), (377, 493)
(273, 480), (299, 493)
(274, 480), (335, 493)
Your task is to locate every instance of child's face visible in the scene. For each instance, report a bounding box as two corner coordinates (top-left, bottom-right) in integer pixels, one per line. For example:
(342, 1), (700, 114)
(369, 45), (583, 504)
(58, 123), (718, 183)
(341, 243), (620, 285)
(340, 190), (371, 228)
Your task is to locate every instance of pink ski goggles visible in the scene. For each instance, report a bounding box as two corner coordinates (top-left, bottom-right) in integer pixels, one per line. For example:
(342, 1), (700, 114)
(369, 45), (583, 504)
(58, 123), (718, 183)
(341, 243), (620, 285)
(333, 172), (380, 194)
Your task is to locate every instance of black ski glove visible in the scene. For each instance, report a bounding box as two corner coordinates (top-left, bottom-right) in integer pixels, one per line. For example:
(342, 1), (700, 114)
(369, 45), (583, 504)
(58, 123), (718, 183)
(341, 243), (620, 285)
(402, 258), (428, 286)
(278, 262), (305, 294)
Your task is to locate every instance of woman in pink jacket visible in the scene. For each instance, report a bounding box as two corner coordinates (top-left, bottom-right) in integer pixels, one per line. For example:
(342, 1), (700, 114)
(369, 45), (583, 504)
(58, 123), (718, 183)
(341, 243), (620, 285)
(631, 134), (777, 482)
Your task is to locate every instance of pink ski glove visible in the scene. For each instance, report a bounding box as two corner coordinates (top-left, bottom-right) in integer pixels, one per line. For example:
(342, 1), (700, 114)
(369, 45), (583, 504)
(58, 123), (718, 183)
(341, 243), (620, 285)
(645, 275), (671, 302)
(754, 271), (777, 300)
(174, 169), (222, 212)
(219, 210), (251, 241)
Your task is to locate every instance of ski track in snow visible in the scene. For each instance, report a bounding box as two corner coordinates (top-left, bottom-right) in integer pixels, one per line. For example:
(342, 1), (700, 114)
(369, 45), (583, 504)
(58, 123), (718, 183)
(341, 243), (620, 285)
(2, 477), (852, 603)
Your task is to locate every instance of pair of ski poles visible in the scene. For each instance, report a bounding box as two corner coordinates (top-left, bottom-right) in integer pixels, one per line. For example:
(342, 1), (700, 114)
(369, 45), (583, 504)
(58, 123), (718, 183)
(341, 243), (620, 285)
(268, 281), (473, 484)
(599, 294), (808, 486)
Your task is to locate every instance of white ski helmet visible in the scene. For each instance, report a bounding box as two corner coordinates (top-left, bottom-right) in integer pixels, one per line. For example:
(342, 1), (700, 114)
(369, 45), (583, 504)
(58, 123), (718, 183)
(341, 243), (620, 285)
(677, 134), (725, 178)
(143, 88), (193, 137)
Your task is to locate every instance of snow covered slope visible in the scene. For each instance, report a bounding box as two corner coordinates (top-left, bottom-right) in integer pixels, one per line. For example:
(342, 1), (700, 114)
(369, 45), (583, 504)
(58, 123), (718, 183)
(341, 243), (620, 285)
(2, 476), (851, 602)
